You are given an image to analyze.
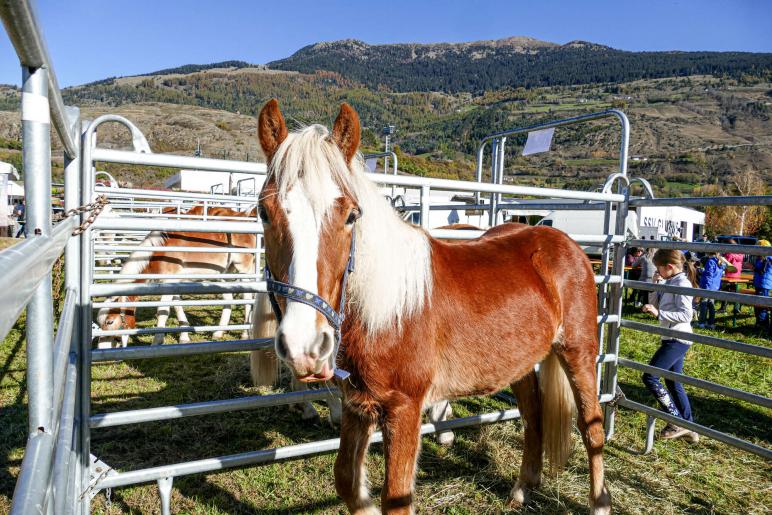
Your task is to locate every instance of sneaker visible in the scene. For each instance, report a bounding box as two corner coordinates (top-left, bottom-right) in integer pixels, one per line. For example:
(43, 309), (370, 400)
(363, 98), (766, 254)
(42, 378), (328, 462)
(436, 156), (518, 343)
(696, 323), (706, 329)
(660, 424), (699, 442)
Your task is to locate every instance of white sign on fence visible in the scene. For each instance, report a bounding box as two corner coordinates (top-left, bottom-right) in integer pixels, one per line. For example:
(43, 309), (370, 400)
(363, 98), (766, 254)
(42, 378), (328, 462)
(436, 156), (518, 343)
(522, 127), (555, 156)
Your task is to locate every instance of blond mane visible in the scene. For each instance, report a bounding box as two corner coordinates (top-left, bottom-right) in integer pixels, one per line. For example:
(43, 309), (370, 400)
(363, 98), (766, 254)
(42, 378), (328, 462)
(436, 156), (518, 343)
(267, 124), (433, 334)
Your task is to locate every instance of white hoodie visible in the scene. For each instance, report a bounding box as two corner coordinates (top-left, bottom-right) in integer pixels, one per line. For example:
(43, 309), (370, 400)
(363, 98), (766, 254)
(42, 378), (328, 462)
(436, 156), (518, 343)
(650, 271), (694, 345)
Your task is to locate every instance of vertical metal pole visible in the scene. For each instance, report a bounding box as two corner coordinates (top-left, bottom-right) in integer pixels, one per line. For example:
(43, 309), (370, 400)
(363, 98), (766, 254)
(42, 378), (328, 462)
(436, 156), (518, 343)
(616, 111), (630, 178)
(494, 137), (506, 225)
(22, 65), (54, 435)
(603, 186), (629, 439)
(420, 185), (430, 229)
(383, 134), (390, 178)
(158, 476), (173, 515)
(474, 141), (487, 205)
(78, 122), (96, 515)
(64, 107), (81, 293)
(63, 106), (81, 515)
(596, 201), (614, 392)
(487, 139), (498, 227)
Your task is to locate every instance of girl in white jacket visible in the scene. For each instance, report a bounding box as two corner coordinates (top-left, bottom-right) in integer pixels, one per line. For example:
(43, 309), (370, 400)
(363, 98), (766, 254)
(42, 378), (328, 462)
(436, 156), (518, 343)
(641, 249), (700, 442)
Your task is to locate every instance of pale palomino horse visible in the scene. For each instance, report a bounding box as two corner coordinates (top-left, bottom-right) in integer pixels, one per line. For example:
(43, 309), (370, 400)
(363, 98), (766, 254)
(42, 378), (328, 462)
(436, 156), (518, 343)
(255, 99), (610, 514)
(97, 205), (257, 348)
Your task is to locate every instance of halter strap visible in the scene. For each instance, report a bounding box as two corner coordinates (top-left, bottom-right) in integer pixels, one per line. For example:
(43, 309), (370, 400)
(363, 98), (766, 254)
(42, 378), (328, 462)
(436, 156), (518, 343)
(264, 229), (356, 381)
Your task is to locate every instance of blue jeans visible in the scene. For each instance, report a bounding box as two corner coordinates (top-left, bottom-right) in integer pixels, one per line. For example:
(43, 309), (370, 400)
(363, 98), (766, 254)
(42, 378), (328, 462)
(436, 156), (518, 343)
(642, 339), (693, 422)
(756, 288), (770, 330)
(698, 299), (716, 326)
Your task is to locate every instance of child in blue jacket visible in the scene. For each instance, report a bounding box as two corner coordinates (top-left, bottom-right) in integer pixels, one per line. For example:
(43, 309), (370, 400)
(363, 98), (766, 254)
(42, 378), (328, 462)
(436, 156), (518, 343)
(697, 253), (727, 329)
(753, 240), (772, 332)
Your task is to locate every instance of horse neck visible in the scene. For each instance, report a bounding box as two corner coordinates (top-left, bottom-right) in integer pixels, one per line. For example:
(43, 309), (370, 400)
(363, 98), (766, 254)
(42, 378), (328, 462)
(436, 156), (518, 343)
(346, 186), (433, 335)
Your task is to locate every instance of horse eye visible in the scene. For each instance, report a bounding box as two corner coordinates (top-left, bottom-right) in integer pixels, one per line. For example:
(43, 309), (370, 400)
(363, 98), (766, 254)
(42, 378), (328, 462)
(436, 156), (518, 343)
(346, 208), (361, 225)
(258, 206), (270, 224)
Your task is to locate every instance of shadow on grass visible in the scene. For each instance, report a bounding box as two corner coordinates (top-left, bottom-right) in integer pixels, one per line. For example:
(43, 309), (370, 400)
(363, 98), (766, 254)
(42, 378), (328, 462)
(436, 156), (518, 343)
(0, 326), (28, 500)
(102, 473), (342, 514)
(617, 381), (771, 442)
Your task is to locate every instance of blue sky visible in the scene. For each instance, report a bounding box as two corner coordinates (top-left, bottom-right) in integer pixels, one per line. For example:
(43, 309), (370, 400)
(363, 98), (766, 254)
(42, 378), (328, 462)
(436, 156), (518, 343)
(1, 0), (770, 87)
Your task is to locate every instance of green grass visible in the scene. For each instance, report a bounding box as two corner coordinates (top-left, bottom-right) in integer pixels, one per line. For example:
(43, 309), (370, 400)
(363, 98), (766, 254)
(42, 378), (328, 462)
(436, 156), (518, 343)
(1, 298), (770, 514)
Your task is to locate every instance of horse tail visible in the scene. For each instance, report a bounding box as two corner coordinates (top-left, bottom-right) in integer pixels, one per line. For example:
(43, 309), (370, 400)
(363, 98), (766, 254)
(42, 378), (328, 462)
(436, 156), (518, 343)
(249, 292), (279, 387)
(539, 352), (576, 473)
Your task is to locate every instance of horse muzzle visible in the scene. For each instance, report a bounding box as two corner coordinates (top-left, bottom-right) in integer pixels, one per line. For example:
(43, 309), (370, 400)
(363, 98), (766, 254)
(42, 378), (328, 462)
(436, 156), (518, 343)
(275, 324), (336, 381)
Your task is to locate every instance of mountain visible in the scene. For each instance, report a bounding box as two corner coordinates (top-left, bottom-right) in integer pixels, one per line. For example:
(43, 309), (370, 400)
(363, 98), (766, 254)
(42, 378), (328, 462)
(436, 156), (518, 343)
(2, 37), (770, 196)
(268, 37), (772, 93)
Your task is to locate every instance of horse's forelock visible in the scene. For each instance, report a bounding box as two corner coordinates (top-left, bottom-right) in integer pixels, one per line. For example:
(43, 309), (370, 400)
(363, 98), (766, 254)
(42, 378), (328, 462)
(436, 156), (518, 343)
(268, 124), (362, 220)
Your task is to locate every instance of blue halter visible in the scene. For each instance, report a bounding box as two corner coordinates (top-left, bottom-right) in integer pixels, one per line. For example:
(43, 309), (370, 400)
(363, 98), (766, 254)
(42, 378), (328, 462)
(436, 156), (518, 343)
(264, 229), (356, 381)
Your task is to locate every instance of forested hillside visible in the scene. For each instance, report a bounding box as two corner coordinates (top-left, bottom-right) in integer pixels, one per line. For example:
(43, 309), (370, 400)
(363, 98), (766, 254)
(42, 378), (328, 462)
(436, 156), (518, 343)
(268, 37), (772, 93)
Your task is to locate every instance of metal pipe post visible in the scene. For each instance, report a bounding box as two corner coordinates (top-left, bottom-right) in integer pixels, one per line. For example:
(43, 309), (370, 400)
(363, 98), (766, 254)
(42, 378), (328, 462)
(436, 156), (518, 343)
(63, 106), (81, 292)
(487, 139), (498, 226)
(603, 186), (629, 438)
(22, 65), (54, 435)
(78, 120), (96, 515)
(420, 185), (430, 229)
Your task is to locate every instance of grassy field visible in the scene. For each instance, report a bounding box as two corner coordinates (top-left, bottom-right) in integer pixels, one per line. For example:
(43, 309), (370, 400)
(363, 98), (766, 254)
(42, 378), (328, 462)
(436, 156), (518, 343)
(1, 297), (770, 514)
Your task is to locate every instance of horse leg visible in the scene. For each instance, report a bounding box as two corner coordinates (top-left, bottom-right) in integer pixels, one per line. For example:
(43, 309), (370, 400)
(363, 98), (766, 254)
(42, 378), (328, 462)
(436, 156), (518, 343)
(214, 293), (233, 339)
(381, 398), (423, 514)
(558, 347), (611, 515)
(427, 400), (454, 446)
(241, 292), (253, 339)
(153, 295), (174, 345)
(327, 391), (342, 427)
(172, 296), (191, 343)
(507, 371), (543, 507)
(334, 403), (378, 515)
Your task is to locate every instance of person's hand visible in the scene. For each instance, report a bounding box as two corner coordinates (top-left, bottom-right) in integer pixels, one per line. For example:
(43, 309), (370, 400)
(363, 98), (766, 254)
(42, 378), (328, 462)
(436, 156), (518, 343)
(642, 304), (659, 318)
(652, 271), (661, 283)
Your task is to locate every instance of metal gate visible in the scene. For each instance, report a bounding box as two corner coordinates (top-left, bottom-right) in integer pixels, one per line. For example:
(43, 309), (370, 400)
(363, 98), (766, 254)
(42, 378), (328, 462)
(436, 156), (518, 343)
(2, 2), (770, 514)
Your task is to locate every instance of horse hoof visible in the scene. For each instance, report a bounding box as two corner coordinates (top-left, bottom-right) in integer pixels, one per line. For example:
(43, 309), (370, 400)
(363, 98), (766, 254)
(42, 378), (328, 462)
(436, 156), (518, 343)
(151, 337), (164, 346)
(179, 336), (191, 344)
(591, 487), (612, 515)
(212, 331), (224, 339)
(437, 431), (455, 447)
(507, 480), (535, 508)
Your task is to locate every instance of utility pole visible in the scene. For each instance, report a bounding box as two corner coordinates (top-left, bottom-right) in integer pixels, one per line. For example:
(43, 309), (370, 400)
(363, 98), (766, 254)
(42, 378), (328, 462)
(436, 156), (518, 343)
(383, 125), (395, 173)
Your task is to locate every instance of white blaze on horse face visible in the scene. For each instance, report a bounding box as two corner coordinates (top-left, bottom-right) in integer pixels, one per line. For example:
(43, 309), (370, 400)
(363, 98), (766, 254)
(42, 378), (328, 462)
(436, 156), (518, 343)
(277, 184), (336, 371)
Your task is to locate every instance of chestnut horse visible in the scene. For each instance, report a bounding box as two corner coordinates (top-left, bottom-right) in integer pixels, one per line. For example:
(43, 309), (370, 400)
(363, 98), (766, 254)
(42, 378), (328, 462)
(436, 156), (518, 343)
(97, 205), (258, 347)
(256, 99), (610, 514)
(248, 223), (478, 434)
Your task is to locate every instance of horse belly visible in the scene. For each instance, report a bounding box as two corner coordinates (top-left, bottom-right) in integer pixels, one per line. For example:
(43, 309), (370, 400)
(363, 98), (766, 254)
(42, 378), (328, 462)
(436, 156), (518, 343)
(430, 298), (555, 402)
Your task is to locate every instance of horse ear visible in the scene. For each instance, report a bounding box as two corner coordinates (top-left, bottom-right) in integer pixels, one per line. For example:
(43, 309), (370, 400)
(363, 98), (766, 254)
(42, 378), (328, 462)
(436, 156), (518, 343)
(332, 103), (360, 165)
(258, 99), (288, 162)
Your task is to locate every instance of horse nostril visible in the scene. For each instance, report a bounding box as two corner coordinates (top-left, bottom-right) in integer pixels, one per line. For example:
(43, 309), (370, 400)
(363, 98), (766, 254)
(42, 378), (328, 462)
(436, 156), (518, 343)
(318, 330), (334, 360)
(275, 331), (290, 360)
